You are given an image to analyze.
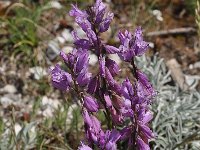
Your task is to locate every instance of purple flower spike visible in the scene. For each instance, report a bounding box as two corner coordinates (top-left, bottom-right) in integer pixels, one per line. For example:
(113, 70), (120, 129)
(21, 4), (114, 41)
(134, 26), (149, 56)
(118, 27), (149, 61)
(52, 1), (155, 149)
(50, 64), (72, 91)
(84, 96), (99, 112)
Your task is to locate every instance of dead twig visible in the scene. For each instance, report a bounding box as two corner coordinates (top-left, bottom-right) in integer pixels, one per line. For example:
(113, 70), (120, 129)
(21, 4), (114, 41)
(146, 27), (196, 37)
(166, 59), (189, 91)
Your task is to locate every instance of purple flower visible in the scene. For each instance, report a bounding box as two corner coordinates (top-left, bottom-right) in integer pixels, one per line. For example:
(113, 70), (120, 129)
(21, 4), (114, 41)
(90, 115), (101, 133)
(137, 137), (150, 150)
(104, 45), (119, 54)
(87, 77), (99, 94)
(104, 93), (112, 108)
(110, 107), (123, 124)
(134, 27), (149, 56)
(84, 96), (99, 112)
(60, 50), (76, 69)
(74, 39), (92, 49)
(92, 0), (106, 24)
(99, 12), (114, 32)
(69, 4), (88, 18)
(105, 67), (115, 86)
(105, 58), (120, 76)
(112, 94), (124, 109)
(86, 29), (98, 44)
(75, 50), (89, 74)
(120, 100), (134, 117)
(69, 5), (91, 33)
(90, 0), (114, 32)
(105, 67), (122, 95)
(104, 129), (121, 150)
(83, 111), (103, 144)
(136, 70), (155, 98)
(76, 67), (91, 86)
(138, 109), (154, 139)
(139, 124), (154, 139)
(50, 64), (72, 91)
(120, 127), (132, 140)
(60, 51), (68, 64)
(118, 27), (149, 61)
(75, 17), (92, 33)
(78, 142), (92, 150)
(121, 78), (134, 99)
(82, 110), (93, 127)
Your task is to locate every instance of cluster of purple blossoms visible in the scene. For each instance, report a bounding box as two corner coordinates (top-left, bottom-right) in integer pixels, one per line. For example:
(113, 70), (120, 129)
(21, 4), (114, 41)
(50, 0), (156, 149)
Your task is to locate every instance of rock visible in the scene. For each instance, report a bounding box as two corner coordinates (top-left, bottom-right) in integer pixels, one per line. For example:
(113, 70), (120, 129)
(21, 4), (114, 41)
(109, 54), (122, 65)
(48, 1), (62, 9)
(152, 9), (163, 22)
(66, 104), (78, 130)
(41, 96), (60, 117)
(29, 66), (47, 80)
(0, 96), (13, 107)
(56, 36), (66, 44)
(42, 96), (60, 109)
(42, 108), (53, 117)
(148, 42), (155, 48)
(89, 53), (98, 66)
(189, 61), (200, 69)
(2, 84), (17, 94)
(0, 65), (6, 74)
(47, 40), (60, 60)
(61, 46), (73, 54)
(194, 61), (200, 69)
(14, 124), (22, 135)
(75, 26), (86, 38)
(61, 29), (73, 42)
(0, 94), (21, 107)
(185, 75), (200, 89)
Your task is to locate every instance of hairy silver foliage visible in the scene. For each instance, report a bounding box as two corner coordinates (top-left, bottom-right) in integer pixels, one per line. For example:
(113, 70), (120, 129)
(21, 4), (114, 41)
(0, 122), (37, 150)
(136, 54), (200, 150)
